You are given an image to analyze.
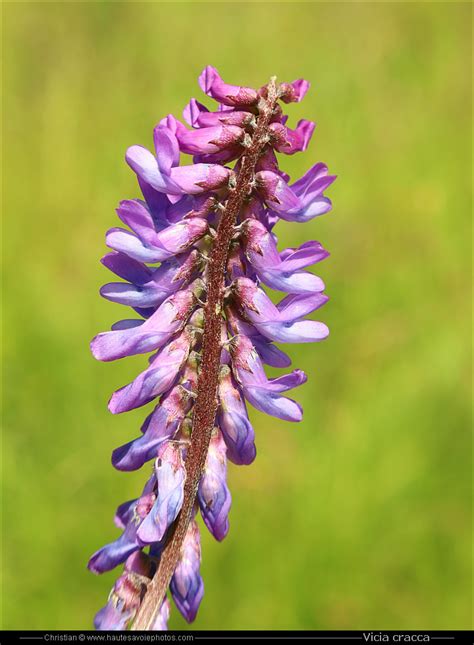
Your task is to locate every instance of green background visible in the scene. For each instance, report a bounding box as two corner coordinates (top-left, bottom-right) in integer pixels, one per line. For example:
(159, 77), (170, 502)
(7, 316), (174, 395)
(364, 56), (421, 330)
(2, 0), (472, 631)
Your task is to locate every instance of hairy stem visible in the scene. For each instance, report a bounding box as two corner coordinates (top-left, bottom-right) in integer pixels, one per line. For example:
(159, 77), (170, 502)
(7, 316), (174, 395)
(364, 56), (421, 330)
(132, 77), (278, 631)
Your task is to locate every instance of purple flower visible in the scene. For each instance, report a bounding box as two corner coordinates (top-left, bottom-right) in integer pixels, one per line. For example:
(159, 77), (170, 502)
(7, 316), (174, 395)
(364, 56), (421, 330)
(278, 79), (310, 103)
(125, 127), (181, 196)
(184, 101), (255, 129)
(106, 199), (208, 263)
(170, 163), (234, 195)
(88, 475), (158, 574)
(176, 123), (245, 156)
(217, 365), (256, 465)
(108, 325), (197, 414)
(279, 162), (337, 222)
(90, 65), (334, 629)
(242, 218), (327, 294)
(233, 277), (329, 344)
(100, 250), (201, 310)
(111, 384), (193, 471)
(269, 120), (315, 155)
(199, 65), (258, 107)
(198, 429), (232, 541)
(170, 519), (204, 622)
(126, 125), (234, 199)
(137, 442), (187, 543)
(90, 284), (201, 361)
(230, 334), (306, 422)
(225, 305), (291, 369)
(94, 552), (154, 630)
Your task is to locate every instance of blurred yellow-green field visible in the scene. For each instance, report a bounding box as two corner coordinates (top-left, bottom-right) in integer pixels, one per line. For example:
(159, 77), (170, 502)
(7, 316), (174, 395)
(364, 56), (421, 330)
(2, 0), (472, 631)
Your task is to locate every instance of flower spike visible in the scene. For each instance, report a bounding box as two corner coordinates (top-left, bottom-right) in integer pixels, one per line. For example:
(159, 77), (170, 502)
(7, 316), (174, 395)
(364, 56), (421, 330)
(90, 66), (334, 630)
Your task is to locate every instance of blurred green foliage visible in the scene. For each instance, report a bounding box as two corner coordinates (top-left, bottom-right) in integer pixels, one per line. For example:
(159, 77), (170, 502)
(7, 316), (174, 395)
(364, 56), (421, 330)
(2, 0), (471, 631)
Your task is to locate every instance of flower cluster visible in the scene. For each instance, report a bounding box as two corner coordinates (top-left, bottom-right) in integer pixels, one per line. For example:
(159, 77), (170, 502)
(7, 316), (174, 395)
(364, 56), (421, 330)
(89, 65), (335, 630)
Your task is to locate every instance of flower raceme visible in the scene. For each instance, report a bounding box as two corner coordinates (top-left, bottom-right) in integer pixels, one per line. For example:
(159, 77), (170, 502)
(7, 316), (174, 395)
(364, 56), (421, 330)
(89, 65), (335, 630)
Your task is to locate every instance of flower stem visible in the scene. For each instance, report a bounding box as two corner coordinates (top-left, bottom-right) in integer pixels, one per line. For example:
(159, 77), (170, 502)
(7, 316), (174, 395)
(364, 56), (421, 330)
(131, 77), (278, 631)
